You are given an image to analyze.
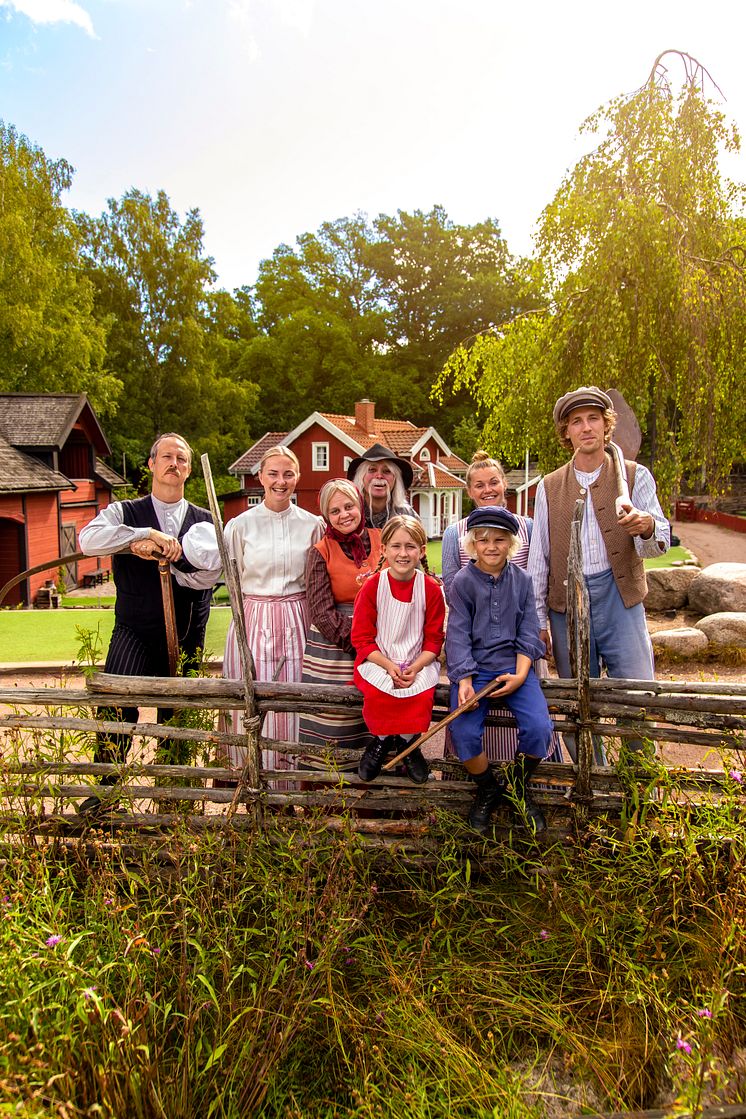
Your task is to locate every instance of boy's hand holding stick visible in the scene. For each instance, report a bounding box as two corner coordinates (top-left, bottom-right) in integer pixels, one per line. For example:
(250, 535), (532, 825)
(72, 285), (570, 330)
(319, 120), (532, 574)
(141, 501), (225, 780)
(381, 676), (506, 771)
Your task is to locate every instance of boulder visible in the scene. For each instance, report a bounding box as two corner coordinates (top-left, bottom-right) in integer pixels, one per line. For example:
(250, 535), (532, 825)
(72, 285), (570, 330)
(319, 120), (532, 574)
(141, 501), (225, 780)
(651, 627), (708, 657)
(695, 612), (746, 648)
(688, 563), (746, 615)
(644, 566), (699, 612)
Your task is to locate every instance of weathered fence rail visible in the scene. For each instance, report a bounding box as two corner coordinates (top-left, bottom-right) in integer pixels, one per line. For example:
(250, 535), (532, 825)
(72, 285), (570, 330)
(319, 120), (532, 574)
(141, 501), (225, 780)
(1, 670), (744, 845)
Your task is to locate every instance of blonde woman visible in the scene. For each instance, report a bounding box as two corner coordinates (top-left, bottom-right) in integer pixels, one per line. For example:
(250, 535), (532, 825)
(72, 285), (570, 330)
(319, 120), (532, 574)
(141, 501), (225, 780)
(299, 479), (383, 759)
(185, 445), (323, 773)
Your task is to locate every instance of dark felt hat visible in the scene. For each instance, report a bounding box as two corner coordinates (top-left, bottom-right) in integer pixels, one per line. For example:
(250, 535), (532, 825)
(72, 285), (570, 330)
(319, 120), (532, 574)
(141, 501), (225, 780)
(466, 506), (520, 535)
(552, 386), (614, 429)
(346, 443), (414, 489)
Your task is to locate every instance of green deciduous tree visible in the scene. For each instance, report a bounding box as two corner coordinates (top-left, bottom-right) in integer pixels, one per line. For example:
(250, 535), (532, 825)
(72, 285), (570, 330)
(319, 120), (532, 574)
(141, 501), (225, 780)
(436, 53), (746, 505)
(79, 189), (259, 476)
(0, 122), (115, 411)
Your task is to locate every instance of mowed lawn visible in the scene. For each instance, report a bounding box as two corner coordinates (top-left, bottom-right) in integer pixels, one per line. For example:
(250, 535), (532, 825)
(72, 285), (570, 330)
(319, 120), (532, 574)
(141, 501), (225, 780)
(0, 607), (233, 664)
(0, 545), (693, 663)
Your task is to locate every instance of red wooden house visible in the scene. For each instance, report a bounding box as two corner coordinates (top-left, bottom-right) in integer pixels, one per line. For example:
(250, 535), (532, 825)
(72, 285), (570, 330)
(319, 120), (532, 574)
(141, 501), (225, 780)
(0, 394), (125, 607)
(224, 400), (469, 537)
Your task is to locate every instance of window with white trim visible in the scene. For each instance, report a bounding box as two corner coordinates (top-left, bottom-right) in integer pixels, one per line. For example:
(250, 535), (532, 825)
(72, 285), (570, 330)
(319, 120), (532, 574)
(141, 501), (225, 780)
(312, 442), (329, 470)
(419, 448), (431, 461)
(343, 456), (352, 471)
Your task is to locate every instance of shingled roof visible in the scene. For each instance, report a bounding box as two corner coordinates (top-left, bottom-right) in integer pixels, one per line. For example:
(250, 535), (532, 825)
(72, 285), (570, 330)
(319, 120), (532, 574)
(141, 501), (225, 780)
(0, 393), (111, 455)
(94, 458), (128, 489)
(229, 433), (289, 475)
(0, 434), (73, 494)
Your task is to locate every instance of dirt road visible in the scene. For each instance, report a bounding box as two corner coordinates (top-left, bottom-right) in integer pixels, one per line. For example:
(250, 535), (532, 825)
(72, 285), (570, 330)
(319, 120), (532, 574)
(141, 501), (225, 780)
(673, 518), (746, 567)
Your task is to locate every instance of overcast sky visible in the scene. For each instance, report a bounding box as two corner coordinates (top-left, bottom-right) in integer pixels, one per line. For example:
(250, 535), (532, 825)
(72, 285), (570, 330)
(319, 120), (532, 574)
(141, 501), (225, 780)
(2, 0), (744, 291)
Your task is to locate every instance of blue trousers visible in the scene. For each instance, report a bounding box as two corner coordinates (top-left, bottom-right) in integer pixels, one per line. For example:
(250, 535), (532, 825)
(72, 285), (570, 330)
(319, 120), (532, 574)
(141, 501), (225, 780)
(449, 668), (553, 763)
(549, 567), (654, 762)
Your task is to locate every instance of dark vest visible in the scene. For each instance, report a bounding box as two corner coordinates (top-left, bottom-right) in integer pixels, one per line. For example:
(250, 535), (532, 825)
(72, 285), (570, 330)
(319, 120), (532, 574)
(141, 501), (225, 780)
(112, 496), (213, 641)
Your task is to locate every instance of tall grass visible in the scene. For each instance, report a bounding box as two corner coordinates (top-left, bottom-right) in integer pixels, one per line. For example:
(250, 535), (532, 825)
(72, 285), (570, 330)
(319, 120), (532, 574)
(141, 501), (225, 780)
(1, 781), (745, 1117)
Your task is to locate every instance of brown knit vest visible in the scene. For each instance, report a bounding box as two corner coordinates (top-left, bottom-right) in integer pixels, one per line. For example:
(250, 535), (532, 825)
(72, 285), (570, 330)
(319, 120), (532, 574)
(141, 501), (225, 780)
(544, 456), (646, 613)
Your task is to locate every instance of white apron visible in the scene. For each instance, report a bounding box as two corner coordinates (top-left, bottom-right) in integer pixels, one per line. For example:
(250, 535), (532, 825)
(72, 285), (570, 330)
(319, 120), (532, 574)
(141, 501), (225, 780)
(357, 570), (440, 698)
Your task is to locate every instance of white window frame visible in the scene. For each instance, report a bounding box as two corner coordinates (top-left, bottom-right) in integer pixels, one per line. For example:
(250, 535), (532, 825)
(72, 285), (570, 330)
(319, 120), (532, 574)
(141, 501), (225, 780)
(343, 456), (352, 472)
(312, 442), (330, 471)
(419, 448), (431, 461)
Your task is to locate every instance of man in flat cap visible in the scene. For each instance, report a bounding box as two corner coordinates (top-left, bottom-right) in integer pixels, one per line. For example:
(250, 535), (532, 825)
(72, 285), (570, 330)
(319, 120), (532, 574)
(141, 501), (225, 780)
(527, 387), (669, 761)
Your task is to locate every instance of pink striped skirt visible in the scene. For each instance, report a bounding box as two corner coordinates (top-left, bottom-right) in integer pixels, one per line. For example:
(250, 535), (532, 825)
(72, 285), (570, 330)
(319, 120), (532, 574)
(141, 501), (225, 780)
(223, 592), (309, 772)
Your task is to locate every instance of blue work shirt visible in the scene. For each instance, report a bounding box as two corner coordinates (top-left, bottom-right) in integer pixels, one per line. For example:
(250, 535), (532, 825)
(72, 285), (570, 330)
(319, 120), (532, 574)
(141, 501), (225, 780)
(445, 559), (546, 683)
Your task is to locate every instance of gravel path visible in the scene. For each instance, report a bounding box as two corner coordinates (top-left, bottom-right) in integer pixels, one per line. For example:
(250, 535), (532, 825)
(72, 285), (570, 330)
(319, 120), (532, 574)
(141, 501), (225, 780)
(673, 518), (746, 567)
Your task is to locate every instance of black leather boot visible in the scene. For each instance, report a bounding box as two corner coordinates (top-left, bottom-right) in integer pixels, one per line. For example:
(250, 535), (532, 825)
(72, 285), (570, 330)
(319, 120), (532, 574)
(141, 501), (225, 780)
(468, 768), (505, 834)
(509, 753), (546, 834)
(358, 736), (395, 782)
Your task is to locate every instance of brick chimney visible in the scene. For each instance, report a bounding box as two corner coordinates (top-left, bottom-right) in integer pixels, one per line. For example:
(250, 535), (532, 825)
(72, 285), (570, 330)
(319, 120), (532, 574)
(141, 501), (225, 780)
(355, 399), (376, 435)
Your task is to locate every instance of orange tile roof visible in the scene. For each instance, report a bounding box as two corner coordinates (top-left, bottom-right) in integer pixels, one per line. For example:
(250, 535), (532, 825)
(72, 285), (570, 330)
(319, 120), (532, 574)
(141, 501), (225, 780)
(229, 432), (288, 474)
(319, 412), (421, 453)
(439, 453), (468, 473)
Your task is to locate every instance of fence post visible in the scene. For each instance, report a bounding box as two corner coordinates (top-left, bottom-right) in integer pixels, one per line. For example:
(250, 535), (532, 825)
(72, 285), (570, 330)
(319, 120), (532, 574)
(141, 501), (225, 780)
(201, 454), (262, 820)
(566, 498), (594, 814)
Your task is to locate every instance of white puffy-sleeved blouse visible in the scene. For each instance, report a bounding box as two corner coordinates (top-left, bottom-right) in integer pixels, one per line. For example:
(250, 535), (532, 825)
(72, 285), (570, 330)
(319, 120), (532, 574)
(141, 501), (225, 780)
(183, 502), (324, 597)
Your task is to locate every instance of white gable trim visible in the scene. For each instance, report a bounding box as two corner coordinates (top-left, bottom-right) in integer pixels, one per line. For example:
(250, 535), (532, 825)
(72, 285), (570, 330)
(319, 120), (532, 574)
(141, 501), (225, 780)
(246, 413), (367, 474)
(409, 426), (452, 459)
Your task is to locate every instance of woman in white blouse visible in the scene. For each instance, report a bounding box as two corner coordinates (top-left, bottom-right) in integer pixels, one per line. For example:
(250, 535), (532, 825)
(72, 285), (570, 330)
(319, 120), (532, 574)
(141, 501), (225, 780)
(187, 445), (322, 773)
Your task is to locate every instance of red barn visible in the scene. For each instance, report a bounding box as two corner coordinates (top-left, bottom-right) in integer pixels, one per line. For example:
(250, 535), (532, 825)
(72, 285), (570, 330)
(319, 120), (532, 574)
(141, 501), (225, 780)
(224, 400), (468, 537)
(0, 394), (125, 606)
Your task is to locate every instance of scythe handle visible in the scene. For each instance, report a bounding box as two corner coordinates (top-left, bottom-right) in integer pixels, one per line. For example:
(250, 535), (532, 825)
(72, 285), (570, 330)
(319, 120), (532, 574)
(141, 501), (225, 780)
(158, 559), (180, 676)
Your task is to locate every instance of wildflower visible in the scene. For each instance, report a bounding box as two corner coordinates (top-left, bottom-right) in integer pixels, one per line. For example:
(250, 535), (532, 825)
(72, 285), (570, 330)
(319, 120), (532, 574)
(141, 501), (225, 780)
(697, 1008), (713, 1019)
(104, 898), (115, 906)
(45, 935), (62, 948)
(676, 1038), (693, 1055)
(539, 929), (549, 940)
(152, 947), (161, 955)
(83, 987), (97, 1000)
(345, 957), (355, 965)
(729, 769), (742, 784)
(305, 960), (315, 970)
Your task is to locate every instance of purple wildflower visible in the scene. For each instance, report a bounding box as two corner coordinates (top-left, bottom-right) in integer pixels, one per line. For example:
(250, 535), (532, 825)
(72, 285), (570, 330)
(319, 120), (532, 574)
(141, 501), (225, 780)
(539, 929), (549, 940)
(152, 947), (161, 955)
(104, 898), (115, 906)
(729, 770), (742, 784)
(676, 1038), (693, 1055)
(83, 987), (97, 1000)
(697, 1008), (713, 1019)
(305, 960), (315, 970)
(45, 935), (62, 948)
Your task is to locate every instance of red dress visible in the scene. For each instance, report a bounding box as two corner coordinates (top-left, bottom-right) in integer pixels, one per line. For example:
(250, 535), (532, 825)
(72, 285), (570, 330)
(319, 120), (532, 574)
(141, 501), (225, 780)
(352, 570), (445, 735)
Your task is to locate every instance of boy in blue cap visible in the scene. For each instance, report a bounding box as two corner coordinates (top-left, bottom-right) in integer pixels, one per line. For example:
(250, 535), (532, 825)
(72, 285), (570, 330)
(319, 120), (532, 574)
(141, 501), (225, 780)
(446, 506), (553, 833)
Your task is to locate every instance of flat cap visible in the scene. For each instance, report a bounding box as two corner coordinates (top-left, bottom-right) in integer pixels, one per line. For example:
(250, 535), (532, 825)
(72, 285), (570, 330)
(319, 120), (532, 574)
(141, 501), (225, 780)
(553, 386), (614, 428)
(466, 506), (520, 535)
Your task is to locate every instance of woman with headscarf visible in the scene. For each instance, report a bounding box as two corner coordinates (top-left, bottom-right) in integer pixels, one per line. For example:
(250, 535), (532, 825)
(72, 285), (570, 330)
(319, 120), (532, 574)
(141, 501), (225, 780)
(298, 479), (383, 762)
(347, 443), (418, 529)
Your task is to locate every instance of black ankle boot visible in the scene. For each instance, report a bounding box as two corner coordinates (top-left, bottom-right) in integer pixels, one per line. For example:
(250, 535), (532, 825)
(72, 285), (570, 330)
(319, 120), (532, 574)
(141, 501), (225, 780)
(399, 737), (429, 784)
(509, 753), (546, 834)
(358, 736), (395, 782)
(468, 769), (505, 834)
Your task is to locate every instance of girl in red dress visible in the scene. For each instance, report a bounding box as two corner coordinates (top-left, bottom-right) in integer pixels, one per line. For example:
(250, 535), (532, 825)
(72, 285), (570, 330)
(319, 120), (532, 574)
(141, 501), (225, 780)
(352, 516), (445, 784)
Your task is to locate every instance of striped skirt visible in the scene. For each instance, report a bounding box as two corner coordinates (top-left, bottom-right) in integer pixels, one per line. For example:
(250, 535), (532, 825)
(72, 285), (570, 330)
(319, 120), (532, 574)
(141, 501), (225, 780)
(298, 604), (370, 769)
(223, 592), (309, 772)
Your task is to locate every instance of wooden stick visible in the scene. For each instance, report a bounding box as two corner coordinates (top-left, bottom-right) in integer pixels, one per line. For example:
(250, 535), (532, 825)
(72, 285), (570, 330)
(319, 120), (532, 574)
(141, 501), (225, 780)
(158, 559), (179, 676)
(381, 677), (505, 771)
(200, 453), (261, 811)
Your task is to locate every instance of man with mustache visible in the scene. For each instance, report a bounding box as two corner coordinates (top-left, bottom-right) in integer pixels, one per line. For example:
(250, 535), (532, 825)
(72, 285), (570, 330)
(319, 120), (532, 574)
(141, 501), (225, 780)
(527, 387), (669, 763)
(77, 433), (216, 812)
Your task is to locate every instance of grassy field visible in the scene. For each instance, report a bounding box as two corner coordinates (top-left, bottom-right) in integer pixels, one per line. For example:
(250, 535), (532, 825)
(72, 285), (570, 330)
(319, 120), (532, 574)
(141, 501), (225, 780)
(0, 544), (694, 663)
(0, 606), (232, 663)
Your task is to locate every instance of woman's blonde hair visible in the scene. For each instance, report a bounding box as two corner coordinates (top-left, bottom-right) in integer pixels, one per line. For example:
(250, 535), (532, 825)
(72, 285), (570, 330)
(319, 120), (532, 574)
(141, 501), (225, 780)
(465, 449), (506, 489)
(258, 444), (300, 474)
(464, 526), (521, 561)
(318, 479), (362, 522)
